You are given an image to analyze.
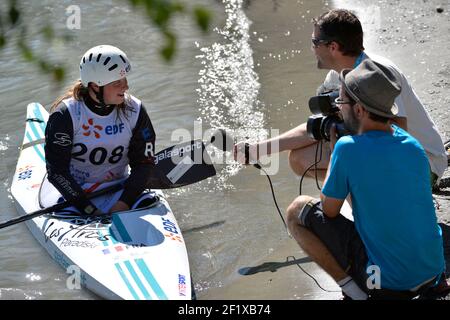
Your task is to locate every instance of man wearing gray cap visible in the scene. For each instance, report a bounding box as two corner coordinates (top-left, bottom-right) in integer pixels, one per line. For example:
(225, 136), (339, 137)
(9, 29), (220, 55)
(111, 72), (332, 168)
(285, 59), (445, 300)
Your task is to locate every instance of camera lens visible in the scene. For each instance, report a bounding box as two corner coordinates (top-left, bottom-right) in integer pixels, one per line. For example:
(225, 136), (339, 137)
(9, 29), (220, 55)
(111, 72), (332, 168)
(308, 91), (340, 115)
(306, 90), (349, 141)
(322, 116), (350, 141)
(306, 114), (349, 141)
(306, 115), (324, 140)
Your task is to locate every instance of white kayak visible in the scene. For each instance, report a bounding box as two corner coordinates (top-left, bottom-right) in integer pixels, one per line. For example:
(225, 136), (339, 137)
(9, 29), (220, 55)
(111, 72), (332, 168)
(10, 102), (193, 300)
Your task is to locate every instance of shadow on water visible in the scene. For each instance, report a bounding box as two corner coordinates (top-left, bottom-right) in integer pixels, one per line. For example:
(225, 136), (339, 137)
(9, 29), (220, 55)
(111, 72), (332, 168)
(183, 220), (226, 234)
(238, 225), (450, 299)
(239, 256), (312, 275)
(239, 225), (450, 277)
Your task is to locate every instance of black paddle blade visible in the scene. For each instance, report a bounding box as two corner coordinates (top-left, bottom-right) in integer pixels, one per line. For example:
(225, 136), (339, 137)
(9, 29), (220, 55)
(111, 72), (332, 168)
(147, 140), (216, 189)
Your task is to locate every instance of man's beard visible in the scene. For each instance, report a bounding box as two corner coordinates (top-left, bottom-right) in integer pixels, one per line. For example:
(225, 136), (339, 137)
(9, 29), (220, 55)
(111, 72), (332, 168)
(317, 59), (325, 69)
(316, 54), (327, 69)
(344, 107), (360, 135)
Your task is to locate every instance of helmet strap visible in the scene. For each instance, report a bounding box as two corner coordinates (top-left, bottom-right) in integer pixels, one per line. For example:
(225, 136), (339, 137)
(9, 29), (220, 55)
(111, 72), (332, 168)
(94, 86), (107, 108)
(89, 84), (108, 109)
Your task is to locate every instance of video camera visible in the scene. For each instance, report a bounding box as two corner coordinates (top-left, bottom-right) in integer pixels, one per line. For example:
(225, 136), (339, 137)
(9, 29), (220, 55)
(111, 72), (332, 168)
(306, 90), (350, 141)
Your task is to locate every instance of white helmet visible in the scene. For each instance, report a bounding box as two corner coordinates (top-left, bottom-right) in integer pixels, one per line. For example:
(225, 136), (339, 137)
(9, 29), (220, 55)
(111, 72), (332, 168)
(79, 45), (131, 87)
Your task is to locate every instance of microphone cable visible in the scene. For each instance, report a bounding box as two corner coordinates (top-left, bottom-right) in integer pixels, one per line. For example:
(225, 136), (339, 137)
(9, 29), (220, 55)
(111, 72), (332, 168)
(244, 141), (340, 294)
(244, 143), (288, 234)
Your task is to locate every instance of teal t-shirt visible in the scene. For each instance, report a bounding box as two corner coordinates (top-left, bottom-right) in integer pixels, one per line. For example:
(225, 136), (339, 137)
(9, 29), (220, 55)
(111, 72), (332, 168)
(322, 125), (444, 290)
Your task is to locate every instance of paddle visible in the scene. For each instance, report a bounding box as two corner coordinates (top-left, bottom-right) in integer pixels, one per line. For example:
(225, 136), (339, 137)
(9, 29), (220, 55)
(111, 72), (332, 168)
(0, 182), (124, 229)
(1, 129), (233, 230)
(147, 128), (233, 189)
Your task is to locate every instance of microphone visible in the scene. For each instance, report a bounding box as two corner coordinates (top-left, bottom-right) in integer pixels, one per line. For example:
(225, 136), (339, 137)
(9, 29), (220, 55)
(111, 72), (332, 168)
(208, 128), (234, 152)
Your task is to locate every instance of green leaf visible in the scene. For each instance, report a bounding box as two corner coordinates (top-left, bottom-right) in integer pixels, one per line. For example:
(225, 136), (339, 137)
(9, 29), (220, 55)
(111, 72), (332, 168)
(19, 42), (33, 61)
(171, 2), (185, 13)
(53, 67), (65, 83)
(127, 0), (140, 7)
(160, 31), (176, 61)
(41, 25), (54, 41)
(193, 6), (211, 32)
(160, 44), (174, 61)
(153, 3), (171, 27)
(3, 0), (212, 85)
(38, 59), (50, 72)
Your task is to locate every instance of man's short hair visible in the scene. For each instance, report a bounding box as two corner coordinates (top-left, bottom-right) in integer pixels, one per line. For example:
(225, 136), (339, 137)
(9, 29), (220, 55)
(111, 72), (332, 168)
(368, 112), (390, 123)
(313, 9), (364, 57)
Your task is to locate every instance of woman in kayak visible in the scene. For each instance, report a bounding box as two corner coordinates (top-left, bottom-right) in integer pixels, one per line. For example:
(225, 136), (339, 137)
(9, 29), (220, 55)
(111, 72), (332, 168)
(45, 45), (156, 215)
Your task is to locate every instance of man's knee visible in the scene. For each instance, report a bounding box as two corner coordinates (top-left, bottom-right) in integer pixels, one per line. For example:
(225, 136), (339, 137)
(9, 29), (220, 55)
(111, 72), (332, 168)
(286, 195), (316, 226)
(288, 144), (324, 176)
(288, 142), (330, 176)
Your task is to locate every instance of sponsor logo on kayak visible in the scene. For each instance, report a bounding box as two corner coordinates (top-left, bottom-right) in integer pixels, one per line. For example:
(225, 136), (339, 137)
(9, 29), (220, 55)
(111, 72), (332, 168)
(161, 217), (179, 234)
(17, 165), (34, 181)
(164, 232), (183, 243)
(18, 170), (32, 180)
(102, 244), (146, 255)
(28, 183), (41, 190)
(162, 217), (183, 243)
(178, 274), (187, 296)
(61, 238), (99, 248)
(44, 220), (112, 243)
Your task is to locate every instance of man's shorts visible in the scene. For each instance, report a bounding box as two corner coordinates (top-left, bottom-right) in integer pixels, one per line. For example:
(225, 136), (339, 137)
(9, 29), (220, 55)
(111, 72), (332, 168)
(298, 198), (369, 292)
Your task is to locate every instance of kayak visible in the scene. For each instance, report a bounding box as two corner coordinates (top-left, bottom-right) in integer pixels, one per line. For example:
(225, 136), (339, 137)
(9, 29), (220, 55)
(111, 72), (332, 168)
(10, 102), (193, 300)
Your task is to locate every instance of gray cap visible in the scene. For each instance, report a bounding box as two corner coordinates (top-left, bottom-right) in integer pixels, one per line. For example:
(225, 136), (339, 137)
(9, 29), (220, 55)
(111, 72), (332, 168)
(340, 59), (401, 118)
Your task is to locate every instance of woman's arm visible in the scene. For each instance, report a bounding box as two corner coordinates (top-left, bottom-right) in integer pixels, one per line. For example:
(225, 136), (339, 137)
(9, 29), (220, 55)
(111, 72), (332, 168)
(45, 104), (100, 215)
(116, 105), (156, 210)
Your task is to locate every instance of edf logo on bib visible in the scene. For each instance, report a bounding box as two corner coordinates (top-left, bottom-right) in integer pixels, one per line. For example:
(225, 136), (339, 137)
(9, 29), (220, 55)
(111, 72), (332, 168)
(82, 118), (125, 138)
(105, 123), (125, 135)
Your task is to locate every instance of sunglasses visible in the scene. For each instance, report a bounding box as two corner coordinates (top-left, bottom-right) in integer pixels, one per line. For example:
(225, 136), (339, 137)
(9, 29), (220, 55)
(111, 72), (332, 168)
(335, 97), (355, 106)
(311, 37), (333, 47)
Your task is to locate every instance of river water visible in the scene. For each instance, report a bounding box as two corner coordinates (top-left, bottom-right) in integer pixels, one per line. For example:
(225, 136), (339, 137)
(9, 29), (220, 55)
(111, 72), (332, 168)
(0, 0), (345, 299)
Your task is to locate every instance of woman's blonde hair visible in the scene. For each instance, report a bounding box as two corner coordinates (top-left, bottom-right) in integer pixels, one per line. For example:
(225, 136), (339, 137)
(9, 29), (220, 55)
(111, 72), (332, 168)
(50, 80), (129, 118)
(51, 80), (87, 112)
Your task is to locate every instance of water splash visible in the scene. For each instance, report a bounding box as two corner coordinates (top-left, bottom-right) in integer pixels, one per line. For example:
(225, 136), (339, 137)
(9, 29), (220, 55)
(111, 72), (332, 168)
(196, 0), (267, 186)
(26, 273), (42, 282)
(0, 135), (10, 152)
(0, 287), (43, 300)
(0, 136), (11, 192)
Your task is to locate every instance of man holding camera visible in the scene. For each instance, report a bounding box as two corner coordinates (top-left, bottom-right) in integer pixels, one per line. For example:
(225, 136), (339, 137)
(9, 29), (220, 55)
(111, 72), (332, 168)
(285, 58), (445, 300)
(234, 9), (447, 187)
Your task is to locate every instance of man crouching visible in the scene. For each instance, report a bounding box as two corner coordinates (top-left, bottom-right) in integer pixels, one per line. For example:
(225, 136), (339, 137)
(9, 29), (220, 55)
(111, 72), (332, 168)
(286, 59), (446, 300)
